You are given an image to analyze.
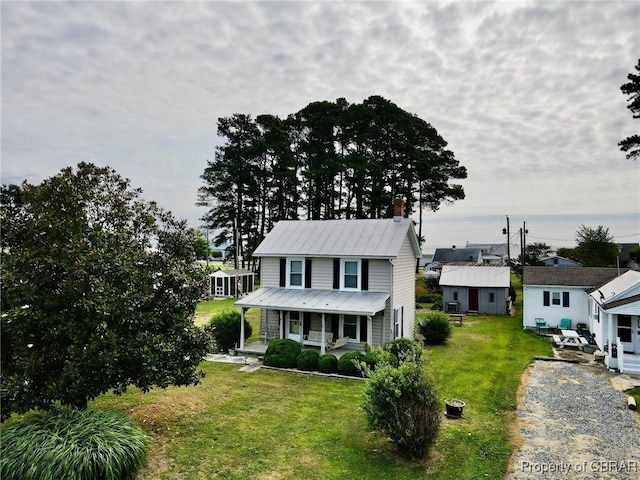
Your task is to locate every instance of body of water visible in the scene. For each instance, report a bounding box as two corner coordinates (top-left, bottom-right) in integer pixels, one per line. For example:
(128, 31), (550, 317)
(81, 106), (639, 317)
(420, 213), (639, 254)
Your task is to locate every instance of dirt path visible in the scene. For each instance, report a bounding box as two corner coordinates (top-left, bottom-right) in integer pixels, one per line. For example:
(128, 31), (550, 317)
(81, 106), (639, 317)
(507, 361), (640, 479)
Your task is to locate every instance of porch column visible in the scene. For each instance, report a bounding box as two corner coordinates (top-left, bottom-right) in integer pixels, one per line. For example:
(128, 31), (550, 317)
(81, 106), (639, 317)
(279, 310), (284, 338)
(240, 307), (246, 350)
(367, 316), (373, 346)
(300, 312), (305, 348)
(321, 313), (326, 355)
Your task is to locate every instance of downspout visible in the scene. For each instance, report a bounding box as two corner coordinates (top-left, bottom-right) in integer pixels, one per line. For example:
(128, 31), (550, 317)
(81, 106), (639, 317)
(388, 258), (395, 342)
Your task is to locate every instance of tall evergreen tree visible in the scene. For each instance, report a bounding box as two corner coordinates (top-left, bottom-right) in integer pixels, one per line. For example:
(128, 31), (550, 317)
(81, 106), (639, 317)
(619, 59), (640, 160)
(197, 114), (260, 268)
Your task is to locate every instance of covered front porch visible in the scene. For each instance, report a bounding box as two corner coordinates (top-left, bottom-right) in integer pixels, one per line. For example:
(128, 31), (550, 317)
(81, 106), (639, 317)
(235, 287), (390, 355)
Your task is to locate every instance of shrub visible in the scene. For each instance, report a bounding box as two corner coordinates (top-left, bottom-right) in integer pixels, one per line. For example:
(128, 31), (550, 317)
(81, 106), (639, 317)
(430, 299), (443, 311)
(0, 408), (147, 480)
(419, 311), (452, 345)
(337, 351), (365, 377)
(416, 289), (443, 305)
(297, 350), (320, 371)
(317, 354), (338, 374)
(424, 275), (442, 293)
(263, 339), (301, 368)
(362, 360), (441, 459)
(384, 338), (423, 365)
(205, 309), (252, 353)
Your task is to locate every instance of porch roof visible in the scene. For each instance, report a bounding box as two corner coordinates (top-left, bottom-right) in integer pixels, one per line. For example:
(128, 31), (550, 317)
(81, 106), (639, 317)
(235, 287), (389, 316)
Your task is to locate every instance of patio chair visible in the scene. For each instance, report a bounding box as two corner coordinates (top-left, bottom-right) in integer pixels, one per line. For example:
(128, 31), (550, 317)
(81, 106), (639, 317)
(535, 318), (549, 335)
(560, 318), (572, 330)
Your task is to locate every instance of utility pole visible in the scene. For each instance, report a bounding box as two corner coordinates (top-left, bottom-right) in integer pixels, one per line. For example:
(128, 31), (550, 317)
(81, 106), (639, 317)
(520, 222), (528, 283)
(502, 216), (511, 266)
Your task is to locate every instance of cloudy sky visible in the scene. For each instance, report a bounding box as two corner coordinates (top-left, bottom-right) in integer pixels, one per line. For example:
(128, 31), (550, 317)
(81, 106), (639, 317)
(2, 0), (639, 250)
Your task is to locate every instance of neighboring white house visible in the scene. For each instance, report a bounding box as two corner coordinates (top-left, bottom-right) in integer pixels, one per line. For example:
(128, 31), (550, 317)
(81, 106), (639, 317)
(235, 203), (421, 354)
(465, 242), (516, 265)
(522, 266), (623, 331)
(439, 265), (511, 314)
(587, 270), (640, 375)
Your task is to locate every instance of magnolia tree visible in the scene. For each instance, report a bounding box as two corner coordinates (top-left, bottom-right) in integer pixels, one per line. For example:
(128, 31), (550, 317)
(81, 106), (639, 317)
(1, 163), (209, 420)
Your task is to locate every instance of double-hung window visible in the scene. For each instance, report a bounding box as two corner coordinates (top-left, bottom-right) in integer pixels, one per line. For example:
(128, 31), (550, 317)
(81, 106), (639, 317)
(543, 290), (570, 307)
(289, 260), (303, 288)
(342, 260), (359, 290)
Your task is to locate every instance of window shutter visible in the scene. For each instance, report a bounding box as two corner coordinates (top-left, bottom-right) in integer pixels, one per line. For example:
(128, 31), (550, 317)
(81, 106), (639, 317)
(361, 259), (369, 291)
(562, 292), (570, 308)
(333, 258), (340, 289)
(303, 312), (311, 336)
(360, 316), (367, 341)
(543, 291), (550, 306)
(305, 258), (312, 288)
(331, 315), (339, 335)
(279, 258), (286, 287)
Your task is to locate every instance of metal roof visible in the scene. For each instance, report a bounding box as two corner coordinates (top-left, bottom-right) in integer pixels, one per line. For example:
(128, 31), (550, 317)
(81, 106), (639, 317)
(234, 287), (389, 316)
(588, 270), (640, 308)
(252, 218), (420, 259)
(439, 265), (510, 288)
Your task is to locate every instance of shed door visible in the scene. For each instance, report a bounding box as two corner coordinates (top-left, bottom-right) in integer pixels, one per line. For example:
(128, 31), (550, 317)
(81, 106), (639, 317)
(215, 277), (224, 297)
(469, 289), (479, 311)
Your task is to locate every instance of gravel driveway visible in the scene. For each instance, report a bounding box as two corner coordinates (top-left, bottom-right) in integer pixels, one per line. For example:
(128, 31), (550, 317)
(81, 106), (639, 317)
(507, 361), (640, 480)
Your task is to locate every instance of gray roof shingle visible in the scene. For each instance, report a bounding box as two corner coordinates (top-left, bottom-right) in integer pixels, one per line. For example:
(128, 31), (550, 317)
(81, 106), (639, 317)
(523, 266), (625, 288)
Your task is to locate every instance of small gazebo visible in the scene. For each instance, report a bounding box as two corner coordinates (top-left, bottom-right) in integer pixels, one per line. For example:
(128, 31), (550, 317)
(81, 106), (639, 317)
(209, 269), (255, 298)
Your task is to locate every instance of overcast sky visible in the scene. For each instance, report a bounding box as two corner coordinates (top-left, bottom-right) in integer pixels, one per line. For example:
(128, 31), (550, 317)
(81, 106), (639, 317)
(2, 0), (639, 249)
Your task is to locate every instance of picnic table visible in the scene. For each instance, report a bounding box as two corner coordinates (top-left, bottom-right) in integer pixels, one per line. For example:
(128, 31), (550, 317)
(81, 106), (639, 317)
(449, 314), (464, 326)
(552, 329), (588, 349)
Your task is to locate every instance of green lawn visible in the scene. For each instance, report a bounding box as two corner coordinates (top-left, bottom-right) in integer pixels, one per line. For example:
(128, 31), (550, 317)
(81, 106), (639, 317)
(91, 284), (552, 479)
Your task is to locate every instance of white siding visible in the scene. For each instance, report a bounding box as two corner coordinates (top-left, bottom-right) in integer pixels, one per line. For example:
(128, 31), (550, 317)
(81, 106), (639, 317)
(261, 257), (281, 287)
(523, 285), (590, 329)
(368, 259), (391, 292)
(392, 235), (417, 340)
(309, 258), (333, 289)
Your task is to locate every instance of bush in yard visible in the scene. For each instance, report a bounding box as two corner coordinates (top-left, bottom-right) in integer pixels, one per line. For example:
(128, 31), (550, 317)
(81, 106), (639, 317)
(419, 311), (452, 345)
(362, 360), (441, 459)
(424, 275), (442, 293)
(263, 339), (301, 368)
(337, 351), (365, 377)
(297, 350), (320, 371)
(430, 299), (443, 311)
(416, 289), (443, 305)
(0, 408), (147, 480)
(317, 354), (338, 373)
(384, 338), (423, 365)
(205, 310), (252, 353)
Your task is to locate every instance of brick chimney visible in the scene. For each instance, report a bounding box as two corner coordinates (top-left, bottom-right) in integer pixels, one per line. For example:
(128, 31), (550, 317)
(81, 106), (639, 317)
(393, 198), (405, 222)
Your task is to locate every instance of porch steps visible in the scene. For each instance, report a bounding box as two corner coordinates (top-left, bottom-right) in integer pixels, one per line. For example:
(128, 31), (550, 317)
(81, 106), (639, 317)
(622, 355), (640, 376)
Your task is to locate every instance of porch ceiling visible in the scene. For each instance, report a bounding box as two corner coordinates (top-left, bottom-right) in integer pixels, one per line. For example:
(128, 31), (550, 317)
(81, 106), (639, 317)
(234, 287), (389, 316)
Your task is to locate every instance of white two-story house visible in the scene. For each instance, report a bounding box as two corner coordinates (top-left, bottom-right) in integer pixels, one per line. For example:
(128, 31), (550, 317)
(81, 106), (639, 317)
(235, 205), (421, 354)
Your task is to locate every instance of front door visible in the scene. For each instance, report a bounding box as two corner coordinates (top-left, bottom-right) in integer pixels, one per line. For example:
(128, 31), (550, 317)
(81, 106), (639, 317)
(287, 312), (301, 342)
(469, 288), (479, 311)
(618, 315), (640, 353)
